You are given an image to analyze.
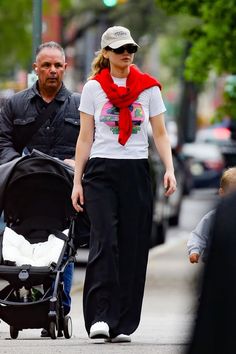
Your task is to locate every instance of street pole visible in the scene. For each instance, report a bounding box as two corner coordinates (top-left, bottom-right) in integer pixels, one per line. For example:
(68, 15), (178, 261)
(32, 0), (42, 63)
(28, 0), (42, 87)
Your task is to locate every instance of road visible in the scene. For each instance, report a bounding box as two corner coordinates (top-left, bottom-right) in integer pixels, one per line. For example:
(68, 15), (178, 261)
(0, 188), (218, 353)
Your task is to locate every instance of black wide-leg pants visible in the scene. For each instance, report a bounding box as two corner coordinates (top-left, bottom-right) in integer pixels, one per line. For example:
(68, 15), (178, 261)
(82, 158), (153, 336)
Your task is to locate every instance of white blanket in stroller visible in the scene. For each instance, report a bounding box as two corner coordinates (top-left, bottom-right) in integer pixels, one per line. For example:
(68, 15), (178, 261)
(2, 227), (68, 267)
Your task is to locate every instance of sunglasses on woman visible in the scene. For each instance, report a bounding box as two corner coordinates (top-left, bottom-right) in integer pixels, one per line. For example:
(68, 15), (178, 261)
(106, 45), (138, 54)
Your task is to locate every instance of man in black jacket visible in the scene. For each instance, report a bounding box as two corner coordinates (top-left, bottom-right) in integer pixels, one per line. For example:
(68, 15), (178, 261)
(0, 41), (80, 336)
(0, 41), (80, 165)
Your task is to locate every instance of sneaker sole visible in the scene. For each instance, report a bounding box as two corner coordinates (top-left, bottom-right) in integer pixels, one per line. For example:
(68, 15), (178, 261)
(90, 330), (109, 339)
(105, 336), (131, 343)
(111, 338), (131, 343)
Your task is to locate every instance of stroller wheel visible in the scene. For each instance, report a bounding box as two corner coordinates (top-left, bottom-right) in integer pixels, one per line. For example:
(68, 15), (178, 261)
(10, 326), (19, 339)
(63, 316), (72, 339)
(49, 321), (57, 340)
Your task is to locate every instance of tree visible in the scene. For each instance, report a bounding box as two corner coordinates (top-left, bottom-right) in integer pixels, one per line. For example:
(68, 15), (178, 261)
(156, 0), (236, 84)
(0, 0), (74, 80)
(0, 0), (32, 78)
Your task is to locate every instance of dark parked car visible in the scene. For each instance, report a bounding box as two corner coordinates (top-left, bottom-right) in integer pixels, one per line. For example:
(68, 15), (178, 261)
(182, 142), (225, 188)
(149, 151), (168, 247)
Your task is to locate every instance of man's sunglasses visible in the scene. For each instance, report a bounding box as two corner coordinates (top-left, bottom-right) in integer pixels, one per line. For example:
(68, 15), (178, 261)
(106, 45), (138, 54)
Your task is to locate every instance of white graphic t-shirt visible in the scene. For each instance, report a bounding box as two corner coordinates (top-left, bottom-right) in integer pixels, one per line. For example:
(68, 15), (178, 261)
(79, 76), (166, 159)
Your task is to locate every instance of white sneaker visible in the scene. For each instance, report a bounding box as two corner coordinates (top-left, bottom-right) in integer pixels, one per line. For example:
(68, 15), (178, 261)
(89, 321), (109, 339)
(105, 334), (131, 343)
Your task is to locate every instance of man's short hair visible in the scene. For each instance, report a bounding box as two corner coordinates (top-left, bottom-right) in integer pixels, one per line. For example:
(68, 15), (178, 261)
(35, 41), (65, 61)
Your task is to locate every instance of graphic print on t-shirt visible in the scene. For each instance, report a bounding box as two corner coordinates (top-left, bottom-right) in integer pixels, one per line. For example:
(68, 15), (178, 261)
(100, 101), (144, 134)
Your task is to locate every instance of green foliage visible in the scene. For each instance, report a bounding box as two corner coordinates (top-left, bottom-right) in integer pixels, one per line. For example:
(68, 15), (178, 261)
(158, 15), (199, 86)
(215, 75), (236, 121)
(159, 35), (185, 77)
(156, 0), (236, 84)
(0, 0), (75, 79)
(0, 0), (32, 77)
(157, 0), (204, 16)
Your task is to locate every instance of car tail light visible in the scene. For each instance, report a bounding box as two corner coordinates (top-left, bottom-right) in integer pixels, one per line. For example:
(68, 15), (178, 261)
(213, 127), (230, 140)
(204, 160), (224, 170)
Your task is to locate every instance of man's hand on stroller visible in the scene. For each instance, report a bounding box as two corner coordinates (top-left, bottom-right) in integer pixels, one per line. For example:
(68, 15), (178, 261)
(71, 184), (84, 212)
(64, 159), (75, 169)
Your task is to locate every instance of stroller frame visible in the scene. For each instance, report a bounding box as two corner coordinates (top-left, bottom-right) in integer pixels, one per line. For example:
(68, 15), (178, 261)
(0, 155), (77, 339)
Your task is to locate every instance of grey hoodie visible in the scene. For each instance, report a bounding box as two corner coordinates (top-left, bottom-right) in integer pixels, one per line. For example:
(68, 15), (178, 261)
(187, 209), (216, 258)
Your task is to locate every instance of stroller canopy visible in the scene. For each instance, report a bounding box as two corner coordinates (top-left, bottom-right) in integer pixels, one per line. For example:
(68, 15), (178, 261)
(1, 156), (75, 240)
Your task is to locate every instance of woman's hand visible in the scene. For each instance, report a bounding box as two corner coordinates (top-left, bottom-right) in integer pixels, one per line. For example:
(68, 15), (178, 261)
(71, 183), (84, 212)
(164, 170), (177, 197)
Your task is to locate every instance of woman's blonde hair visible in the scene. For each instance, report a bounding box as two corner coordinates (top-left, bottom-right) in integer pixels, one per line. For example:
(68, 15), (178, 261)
(87, 50), (110, 80)
(220, 167), (236, 189)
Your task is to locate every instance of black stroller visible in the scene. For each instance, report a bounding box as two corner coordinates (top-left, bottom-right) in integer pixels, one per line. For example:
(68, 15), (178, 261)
(0, 153), (79, 339)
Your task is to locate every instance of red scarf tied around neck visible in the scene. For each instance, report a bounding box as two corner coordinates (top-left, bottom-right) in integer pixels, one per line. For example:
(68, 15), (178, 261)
(93, 65), (162, 146)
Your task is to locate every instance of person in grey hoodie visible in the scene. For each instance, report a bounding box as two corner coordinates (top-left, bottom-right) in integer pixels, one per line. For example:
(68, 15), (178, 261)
(187, 166), (236, 263)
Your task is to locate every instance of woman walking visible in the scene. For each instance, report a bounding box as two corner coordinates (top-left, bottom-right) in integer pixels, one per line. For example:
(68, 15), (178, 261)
(72, 26), (176, 343)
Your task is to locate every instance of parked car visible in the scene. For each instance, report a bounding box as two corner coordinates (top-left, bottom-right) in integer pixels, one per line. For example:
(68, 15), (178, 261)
(196, 126), (231, 146)
(149, 151), (168, 247)
(195, 125), (236, 167)
(167, 151), (186, 226)
(182, 142), (225, 188)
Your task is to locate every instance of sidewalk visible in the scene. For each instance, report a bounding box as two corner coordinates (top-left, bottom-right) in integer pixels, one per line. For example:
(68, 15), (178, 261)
(134, 233), (200, 349)
(69, 231), (201, 354)
(0, 231), (201, 354)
